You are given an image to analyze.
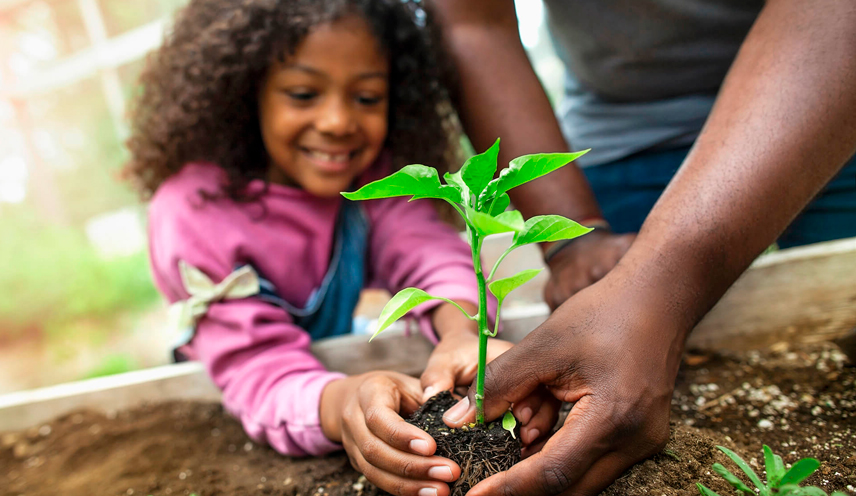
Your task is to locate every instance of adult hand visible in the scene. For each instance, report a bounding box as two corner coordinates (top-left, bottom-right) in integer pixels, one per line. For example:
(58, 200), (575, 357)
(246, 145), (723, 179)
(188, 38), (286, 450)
(321, 371), (461, 496)
(443, 265), (687, 496)
(543, 230), (635, 310)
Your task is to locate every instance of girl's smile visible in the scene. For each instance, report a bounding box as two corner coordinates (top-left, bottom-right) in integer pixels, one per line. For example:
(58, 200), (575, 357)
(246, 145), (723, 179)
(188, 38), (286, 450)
(298, 146), (361, 173)
(259, 15), (390, 197)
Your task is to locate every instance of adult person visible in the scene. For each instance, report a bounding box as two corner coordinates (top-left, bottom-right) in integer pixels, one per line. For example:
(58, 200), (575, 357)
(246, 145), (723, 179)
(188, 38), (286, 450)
(430, 0), (856, 495)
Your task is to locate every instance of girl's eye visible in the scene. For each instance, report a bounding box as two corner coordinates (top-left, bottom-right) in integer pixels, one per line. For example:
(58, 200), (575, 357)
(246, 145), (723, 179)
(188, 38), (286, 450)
(286, 90), (317, 102)
(357, 95), (384, 106)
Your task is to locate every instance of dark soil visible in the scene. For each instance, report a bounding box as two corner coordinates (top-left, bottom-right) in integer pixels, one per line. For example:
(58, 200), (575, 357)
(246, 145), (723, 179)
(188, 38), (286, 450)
(407, 391), (520, 496)
(2, 341), (854, 496)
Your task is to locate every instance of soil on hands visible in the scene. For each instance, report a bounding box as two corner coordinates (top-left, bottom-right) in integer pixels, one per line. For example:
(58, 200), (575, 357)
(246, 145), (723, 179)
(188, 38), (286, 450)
(2, 341), (854, 496)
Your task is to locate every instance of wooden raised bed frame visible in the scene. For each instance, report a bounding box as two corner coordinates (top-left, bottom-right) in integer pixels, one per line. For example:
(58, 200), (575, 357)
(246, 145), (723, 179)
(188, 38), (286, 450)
(1, 237), (853, 432)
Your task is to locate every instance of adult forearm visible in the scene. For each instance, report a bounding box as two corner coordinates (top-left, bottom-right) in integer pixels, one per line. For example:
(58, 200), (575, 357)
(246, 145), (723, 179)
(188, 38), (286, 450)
(431, 0), (602, 222)
(628, 0), (856, 333)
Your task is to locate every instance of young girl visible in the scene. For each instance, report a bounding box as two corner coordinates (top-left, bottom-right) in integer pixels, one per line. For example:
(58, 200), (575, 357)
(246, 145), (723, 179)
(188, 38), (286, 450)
(126, 1), (554, 495)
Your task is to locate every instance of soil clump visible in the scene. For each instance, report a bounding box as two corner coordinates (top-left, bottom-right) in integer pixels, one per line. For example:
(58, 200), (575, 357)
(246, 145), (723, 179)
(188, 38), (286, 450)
(406, 391), (520, 496)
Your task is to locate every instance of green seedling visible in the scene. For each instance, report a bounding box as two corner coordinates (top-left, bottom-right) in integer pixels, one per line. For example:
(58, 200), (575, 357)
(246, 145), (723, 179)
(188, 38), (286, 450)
(343, 139), (591, 424)
(502, 411), (517, 439)
(697, 445), (848, 496)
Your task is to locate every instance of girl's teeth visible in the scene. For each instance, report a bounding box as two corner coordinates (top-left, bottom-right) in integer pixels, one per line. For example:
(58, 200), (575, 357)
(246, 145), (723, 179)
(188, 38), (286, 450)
(309, 151), (349, 162)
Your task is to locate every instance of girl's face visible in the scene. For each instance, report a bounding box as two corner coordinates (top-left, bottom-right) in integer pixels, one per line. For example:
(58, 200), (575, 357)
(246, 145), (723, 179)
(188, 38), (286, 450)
(259, 15), (389, 198)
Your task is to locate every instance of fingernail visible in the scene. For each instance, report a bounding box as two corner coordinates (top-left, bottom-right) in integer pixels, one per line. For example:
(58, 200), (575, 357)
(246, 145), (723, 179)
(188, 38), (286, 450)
(410, 439), (431, 456)
(518, 406), (533, 424)
(443, 397), (470, 424)
(428, 465), (455, 482)
(422, 386), (437, 402)
(525, 428), (541, 445)
(418, 488), (438, 496)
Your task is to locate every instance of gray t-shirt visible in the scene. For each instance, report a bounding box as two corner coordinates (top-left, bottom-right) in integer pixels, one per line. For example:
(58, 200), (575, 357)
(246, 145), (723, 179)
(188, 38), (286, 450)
(542, 0), (764, 166)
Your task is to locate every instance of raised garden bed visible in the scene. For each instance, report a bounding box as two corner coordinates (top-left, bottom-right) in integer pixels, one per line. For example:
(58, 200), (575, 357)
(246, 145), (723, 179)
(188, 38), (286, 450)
(1, 238), (855, 495)
(2, 340), (853, 495)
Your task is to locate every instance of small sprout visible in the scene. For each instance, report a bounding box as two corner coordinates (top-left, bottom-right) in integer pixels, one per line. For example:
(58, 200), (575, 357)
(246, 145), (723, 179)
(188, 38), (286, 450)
(663, 449), (682, 462)
(697, 445), (848, 496)
(344, 139), (591, 424)
(502, 411), (517, 439)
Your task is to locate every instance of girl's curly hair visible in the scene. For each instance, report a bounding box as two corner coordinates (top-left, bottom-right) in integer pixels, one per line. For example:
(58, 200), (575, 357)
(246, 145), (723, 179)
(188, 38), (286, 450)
(125, 0), (462, 201)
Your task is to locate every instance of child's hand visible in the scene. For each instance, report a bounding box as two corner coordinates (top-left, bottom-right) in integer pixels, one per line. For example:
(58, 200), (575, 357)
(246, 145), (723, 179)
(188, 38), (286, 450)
(320, 371), (461, 496)
(510, 384), (563, 455)
(420, 330), (513, 402)
(422, 301), (511, 401)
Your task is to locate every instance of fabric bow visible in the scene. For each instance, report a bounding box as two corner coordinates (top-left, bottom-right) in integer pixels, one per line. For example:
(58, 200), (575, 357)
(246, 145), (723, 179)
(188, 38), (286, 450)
(168, 261), (260, 335)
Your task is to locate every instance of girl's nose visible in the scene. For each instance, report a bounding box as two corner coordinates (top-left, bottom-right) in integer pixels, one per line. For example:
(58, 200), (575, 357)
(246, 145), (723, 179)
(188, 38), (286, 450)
(316, 96), (357, 136)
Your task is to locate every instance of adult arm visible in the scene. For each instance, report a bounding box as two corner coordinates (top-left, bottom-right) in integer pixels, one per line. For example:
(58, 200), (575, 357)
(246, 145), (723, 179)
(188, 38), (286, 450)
(444, 0), (856, 494)
(430, 0), (634, 303)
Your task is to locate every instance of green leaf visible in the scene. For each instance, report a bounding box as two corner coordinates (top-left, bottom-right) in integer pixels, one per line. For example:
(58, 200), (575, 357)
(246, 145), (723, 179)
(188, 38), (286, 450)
(712, 463), (755, 494)
(488, 193), (510, 216)
(489, 269), (543, 307)
(763, 445), (786, 487)
(696, 483), (721, 496)
(495, 210), (524, 229)
(776, 485), (802, 496)
(513, 215), (593, 248)
(717, 446), (766, 491)
(779, 486), (829, 496)
(342, 164), (461, 204)
(444, 170), (471, 207)
(461, 138), (500, 201)
(780, 458), (821, 487)
(831, 492), (849, 496)
(371, 288), (449, 341)
(478, 149), (589, 204)
(502, 411), (517, 439)
(773, 454), (785, 480)
(466, 207), (524, 236)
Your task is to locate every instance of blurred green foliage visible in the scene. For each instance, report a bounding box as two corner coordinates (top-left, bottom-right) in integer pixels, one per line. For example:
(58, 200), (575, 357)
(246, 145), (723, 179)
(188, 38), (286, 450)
(0, 207), (159, 339)
(83, 353), (138, 379)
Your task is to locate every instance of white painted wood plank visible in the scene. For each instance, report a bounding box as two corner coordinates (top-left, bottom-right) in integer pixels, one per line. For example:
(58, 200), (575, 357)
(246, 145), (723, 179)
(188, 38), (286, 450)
(0, 362), (219, 432)
(689, 237), (856, 350)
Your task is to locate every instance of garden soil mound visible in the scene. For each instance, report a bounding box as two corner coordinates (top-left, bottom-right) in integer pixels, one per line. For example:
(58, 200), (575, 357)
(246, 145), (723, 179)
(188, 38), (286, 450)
(2, 342), (854, 496)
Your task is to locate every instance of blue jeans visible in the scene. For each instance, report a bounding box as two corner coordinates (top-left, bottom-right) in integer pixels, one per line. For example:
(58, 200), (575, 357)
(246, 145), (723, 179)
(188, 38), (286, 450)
(583, 147), (856, 249)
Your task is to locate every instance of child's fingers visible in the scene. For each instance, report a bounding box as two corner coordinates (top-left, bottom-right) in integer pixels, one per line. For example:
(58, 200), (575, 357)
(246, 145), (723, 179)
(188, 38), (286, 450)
(511, 393), (543, 425)
(363, 400), (438, 456)
(520, 396), (561, 446)
(349, 424), (460, 484)
(359, 375), (438, 456)
(419, 362), (456, 403)
(394, 373), (431, 416)
(342, 391), (460, 495)
(511, 388), (561, 446)
(343, 440), (453, 496)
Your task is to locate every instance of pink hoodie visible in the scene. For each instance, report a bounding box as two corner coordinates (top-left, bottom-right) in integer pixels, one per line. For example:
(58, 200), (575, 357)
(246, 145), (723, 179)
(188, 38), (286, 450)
(148, 162), (488, 457)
